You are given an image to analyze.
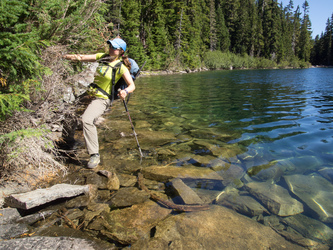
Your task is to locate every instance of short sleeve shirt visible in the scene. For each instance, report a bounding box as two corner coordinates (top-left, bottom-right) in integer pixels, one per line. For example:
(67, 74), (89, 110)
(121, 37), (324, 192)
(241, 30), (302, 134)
(93, 53), (129, 99)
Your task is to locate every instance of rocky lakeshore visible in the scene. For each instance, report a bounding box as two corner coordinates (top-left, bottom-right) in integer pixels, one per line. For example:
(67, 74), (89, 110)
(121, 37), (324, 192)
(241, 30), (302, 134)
(1, 157), (333, 249)
(1, 62), (333, 249)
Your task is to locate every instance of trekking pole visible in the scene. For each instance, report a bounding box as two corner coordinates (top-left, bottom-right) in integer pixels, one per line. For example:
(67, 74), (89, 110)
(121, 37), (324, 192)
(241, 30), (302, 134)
(118, 89), (143, 158)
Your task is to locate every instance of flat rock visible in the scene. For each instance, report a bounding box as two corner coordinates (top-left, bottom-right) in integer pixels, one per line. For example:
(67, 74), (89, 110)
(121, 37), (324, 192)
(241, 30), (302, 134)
(217, 192), (269, 217)
(101, 200), (172, 244)
(0, 236), (102, 250)
(5, 184), (91, 210)
(0, 223), (29, 240)
(142, 165), (223, 183)
(130, 205), (304, 249)
(245, 182), (303, 216)
(0, 208), (21, 225)
(282, 214), (333, 246)
(169, 178), (204, 205)
(109, 187), (150, 208)
(283, 174), (333, 223)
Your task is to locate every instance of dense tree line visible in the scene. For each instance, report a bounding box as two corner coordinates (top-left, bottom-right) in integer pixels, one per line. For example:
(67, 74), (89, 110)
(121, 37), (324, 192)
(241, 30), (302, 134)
(0, 0), (321, 120)
(311, 14), (333, 66)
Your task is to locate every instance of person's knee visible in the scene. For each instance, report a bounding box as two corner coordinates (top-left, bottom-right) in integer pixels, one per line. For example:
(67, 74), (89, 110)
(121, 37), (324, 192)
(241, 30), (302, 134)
(82, 113), (94, 126)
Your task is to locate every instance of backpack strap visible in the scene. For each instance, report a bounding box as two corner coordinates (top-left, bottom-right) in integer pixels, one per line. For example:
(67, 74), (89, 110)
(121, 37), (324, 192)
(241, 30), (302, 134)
(89, 61), (123, 102)
(111, 61), (123, 104)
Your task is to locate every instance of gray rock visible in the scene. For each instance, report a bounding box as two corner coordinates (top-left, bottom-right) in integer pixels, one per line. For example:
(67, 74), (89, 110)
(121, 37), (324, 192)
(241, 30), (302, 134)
(16, 210), (55, 225)
(282, 214), (333, 246)
(5, 184), (91, 210)
(283, 174), (333, 223)
(169, 178), (204, 205)
(245, 182), (303, 216)
(0, 236), (101, 250)
(130, 205), (304, 250)
(0, 208), (21, 225)
(0, 223), (29, 240)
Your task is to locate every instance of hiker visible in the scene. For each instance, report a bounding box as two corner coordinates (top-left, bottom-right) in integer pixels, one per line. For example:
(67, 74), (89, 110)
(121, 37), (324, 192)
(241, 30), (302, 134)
(63, 38), (135, 168)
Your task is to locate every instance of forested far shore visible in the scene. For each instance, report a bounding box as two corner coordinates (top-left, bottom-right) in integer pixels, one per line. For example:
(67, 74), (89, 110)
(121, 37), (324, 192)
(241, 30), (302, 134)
(0, 0), (332, 184)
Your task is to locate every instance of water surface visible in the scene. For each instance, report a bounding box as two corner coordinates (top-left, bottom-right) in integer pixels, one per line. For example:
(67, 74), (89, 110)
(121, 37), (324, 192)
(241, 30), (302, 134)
(101, 67), (333, 245)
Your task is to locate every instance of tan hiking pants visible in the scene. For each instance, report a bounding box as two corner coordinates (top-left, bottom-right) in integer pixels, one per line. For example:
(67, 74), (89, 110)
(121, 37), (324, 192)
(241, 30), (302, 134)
(81, 98), (111, 155)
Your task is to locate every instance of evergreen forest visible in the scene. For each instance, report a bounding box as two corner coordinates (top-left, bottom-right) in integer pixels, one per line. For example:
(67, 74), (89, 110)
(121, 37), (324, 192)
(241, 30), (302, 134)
(0, 0), (332, 121)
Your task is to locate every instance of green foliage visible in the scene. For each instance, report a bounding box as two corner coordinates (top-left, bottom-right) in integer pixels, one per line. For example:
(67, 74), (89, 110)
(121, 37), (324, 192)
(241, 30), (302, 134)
(0, 128), (46, 144)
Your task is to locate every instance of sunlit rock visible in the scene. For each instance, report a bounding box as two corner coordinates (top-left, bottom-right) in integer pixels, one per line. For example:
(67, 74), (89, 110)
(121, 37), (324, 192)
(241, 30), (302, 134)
(283, 174), (333, 223)
(169, 178), (204, 205)
(100, 200), (171, 245)
(282, 214), (333, 246)
(5, 184), (92, 210)
(142, 165), (223, 184)
(0, 236), (103, 250)
(130, 205), (304, 249)
(109, 187), (150, 208)
(245, 182), (303, 216)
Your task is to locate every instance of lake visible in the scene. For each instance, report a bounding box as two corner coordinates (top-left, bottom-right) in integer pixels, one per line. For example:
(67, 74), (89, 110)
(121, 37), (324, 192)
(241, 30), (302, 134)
(99, 67), (333, 246)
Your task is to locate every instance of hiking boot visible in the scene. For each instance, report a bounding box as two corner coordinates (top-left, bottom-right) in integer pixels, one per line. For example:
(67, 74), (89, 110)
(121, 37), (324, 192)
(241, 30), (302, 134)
(87, 154), (100, 169)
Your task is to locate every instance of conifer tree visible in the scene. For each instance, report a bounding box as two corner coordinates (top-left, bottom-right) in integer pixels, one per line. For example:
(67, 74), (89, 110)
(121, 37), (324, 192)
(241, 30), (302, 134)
(121, 0), (146, 65)
(298, 0), (312, 62)
(215, 3), (230, 52)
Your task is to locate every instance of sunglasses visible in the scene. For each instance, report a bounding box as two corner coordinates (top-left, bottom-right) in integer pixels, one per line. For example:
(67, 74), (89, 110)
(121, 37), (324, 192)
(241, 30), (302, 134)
(110, 44), (120, 50)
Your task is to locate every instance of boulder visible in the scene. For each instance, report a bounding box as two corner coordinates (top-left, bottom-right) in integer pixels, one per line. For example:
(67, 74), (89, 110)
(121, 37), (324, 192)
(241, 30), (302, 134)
(282, 214), (333, 246)
(130, 205), (304, 249)
(245, 182), (303, 216)
(283, 174), (333, 223)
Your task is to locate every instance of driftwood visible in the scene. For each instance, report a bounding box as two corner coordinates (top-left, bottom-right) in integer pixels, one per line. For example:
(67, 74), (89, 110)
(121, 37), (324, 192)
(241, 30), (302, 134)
(137, 173), (210, 212)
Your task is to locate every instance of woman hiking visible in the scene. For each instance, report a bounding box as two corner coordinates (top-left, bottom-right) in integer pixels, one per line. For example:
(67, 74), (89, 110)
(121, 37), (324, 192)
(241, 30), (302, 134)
(63, 38), (135, 168)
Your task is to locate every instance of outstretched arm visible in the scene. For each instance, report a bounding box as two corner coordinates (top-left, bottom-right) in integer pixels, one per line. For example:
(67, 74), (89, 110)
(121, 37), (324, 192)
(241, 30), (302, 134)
(63, 54), (97, 62)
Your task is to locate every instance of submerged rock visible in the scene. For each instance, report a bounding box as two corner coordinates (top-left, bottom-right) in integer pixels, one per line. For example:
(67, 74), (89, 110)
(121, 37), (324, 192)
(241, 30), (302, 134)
(130, 205), (304, 249)
(245, 182), (303, 216)
(282, 214), (333, 246)
(318, 167), (333, 183)
(142, 165), (224, 190)
(216, 191), (269, 217)
(100, 200), (172, 244)
(108, 187), (150, 208)
(283, 174), (333, 223)
(169, 178), (204, 205)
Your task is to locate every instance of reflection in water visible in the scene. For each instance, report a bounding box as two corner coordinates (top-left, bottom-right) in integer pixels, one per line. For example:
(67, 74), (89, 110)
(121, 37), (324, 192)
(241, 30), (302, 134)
(99, 68), (333, 247)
